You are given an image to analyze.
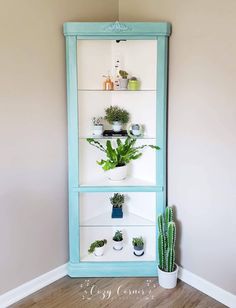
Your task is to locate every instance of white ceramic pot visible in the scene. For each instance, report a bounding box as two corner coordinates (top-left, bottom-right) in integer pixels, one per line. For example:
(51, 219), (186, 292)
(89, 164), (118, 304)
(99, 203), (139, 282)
(119, 78), (128, 90)
(113, 240), (123, 251)
(107, 165), (128, 181)
(133, 245), (144, 256)
(157, 264), (179, 289)
(94, 246), (105, 257)
(93, 124), (103, 136)
(112, 121), (122, 132)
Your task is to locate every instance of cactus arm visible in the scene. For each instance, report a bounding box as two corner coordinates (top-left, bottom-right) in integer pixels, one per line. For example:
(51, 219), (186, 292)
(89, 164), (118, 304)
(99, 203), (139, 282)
(158, 233), (165, 270)
(157, 214), (164, 234)
(166, 222), (176, 272)
(165, 207), (173, 227)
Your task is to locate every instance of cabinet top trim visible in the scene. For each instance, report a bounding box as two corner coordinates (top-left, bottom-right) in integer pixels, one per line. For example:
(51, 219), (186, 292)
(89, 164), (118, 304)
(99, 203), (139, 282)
(63, 21), (171, 37)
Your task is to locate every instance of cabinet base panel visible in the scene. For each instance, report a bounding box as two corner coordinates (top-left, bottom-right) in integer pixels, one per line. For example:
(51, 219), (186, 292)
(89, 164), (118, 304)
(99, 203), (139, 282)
(68, 261), (158, 277)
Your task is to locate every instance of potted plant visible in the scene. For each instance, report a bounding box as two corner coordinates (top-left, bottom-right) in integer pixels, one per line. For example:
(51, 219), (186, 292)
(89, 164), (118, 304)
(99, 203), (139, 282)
(132, 237), (144, 256)
(110, 193), (124, 218)
(128, 76), (140, 91)
(92, 117), (103, 136)
(119, 70), (129, 90)
(88, 239), (107, 257)
(113, 230), (123, 250)
(86, 137), (159, 181)
(157, 206), (178, 289)
(105, 105), (130, 132)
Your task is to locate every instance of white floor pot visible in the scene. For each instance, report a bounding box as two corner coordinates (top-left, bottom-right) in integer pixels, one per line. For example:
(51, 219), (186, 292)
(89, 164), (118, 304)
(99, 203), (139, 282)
(107, 165), (128, 181)
(94, 246), (105, 257)
(113, 240), (123, 250)
(157, 264), (179, 289)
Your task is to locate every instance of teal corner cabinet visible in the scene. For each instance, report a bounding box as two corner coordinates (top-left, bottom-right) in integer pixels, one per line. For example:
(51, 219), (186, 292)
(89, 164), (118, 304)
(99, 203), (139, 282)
(63, 21), (171, 277)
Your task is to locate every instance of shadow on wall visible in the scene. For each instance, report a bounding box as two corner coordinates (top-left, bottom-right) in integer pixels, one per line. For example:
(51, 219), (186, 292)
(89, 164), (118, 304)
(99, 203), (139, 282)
(172, 204), (182, 266)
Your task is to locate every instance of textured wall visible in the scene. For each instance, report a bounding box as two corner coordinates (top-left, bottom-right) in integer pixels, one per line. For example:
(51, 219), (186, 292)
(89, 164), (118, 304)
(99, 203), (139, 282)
(119, 0), (236, 294)
(0, 0), (118, 294)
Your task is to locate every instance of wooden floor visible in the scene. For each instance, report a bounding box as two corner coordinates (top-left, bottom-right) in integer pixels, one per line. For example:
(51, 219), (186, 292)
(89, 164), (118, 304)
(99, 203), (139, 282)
(11, 276), (226, 308)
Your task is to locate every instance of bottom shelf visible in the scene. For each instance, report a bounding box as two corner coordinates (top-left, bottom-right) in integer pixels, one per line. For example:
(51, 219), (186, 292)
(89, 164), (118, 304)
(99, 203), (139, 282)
(80, 241), (154, 262)
(80, 226), (156, 262)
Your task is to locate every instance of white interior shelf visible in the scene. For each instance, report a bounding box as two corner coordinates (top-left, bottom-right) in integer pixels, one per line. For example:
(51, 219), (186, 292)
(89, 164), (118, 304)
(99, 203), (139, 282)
(81, 211), (155, 227)
(80, 242), (154, 262)
(77, 89), (156, 92)
(79, 177), (156, 187)
(74, 37), (159, 266)
(79, 136), (156, 140)
(80, 225), (156, 262)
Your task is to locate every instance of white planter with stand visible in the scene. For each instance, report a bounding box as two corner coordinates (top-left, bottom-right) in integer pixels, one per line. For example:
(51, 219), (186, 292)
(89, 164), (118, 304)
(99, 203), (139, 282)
(113, 240), (123, 250)
(107, 165), (128, 181)
(112, 121), (122, 132)
(157, 264), (179, 289)
(94, 246), (105, 257)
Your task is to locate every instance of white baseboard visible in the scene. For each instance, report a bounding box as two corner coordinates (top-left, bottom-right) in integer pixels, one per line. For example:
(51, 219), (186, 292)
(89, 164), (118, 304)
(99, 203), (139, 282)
(178, 267), (236, 308)
(0, 264), (67, 308)
(0, 264), (235, 308)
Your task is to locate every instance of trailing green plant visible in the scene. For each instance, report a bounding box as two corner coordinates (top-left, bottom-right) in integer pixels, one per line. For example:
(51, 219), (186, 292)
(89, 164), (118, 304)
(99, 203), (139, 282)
(158, 206), (176, 272)
(110, 193), (124, 208)
(86, 137), (160, 171)
(119, 70), (128, 79)
(132, 237), (144, 247)
(88, 239), (107, 254)
(104, 105), (130, 124)
(113, 230), (123, 241)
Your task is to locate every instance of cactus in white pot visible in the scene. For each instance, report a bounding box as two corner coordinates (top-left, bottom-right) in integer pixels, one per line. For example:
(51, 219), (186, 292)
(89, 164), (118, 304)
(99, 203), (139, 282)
(157, 206), (178, 289)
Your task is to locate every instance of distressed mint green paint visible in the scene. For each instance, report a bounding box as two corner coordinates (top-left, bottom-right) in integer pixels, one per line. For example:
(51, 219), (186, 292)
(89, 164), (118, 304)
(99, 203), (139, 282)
(64, 22), (171, 277)
(156, 36), (169, 264)
(66, 36), (79, 262)
(64, 22), (171, 37)
(68, 261), (158, 277)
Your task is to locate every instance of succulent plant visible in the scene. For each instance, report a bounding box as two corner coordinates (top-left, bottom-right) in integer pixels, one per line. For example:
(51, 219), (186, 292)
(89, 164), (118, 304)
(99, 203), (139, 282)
(88, 239), (107, 254)
(157, 207), (176, 272)
(113, 230), (123, 241)
(119, 70), (128, 79)
(110, 193), (124, 208)
(132, 237), (144, 247)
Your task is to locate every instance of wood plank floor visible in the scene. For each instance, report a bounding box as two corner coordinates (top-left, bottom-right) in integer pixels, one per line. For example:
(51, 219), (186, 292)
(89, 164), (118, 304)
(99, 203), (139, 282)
(11, 276), (226, 308)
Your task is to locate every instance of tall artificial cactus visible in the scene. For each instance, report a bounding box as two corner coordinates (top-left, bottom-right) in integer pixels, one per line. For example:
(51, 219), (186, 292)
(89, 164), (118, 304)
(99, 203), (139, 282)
(157, 207), (176, 272)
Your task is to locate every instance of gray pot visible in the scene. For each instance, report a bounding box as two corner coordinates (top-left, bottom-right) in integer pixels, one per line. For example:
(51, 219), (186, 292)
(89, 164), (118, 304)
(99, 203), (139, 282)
(119, 79), (128, 90)
(133, 245), (144, 256)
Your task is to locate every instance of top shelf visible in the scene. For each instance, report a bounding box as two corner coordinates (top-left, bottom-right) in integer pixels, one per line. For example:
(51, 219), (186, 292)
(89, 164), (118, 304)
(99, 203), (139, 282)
(78, 89), (156, 92)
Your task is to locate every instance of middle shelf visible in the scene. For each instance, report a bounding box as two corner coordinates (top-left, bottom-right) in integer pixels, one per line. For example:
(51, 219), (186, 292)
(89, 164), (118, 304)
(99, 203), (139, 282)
(81, 211), (155, 227)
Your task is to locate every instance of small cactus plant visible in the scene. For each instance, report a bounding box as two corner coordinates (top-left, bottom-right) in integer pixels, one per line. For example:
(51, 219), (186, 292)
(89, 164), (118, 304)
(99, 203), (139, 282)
(158, 206), (176, 272)
(119, 70), (128, 79)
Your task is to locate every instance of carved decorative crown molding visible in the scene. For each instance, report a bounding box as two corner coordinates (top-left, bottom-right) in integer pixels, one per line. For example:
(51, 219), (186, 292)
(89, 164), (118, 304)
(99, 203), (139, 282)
(104, 21), (132, 32)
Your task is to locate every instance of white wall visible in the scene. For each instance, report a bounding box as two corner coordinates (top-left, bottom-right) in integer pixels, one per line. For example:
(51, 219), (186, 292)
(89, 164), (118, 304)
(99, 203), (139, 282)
(119, 0), (236, 294)
(0, 0), (118, 295)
